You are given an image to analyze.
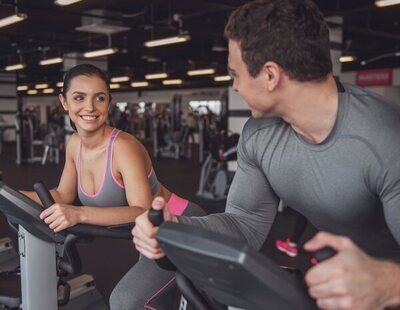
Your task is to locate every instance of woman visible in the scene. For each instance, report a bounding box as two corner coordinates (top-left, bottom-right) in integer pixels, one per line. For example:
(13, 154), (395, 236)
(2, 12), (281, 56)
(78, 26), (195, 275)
(22, 64), (205, 309)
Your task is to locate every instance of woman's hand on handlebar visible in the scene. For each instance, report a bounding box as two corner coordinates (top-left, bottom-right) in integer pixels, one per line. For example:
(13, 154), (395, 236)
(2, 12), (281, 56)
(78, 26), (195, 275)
(132, 196), (177, 260)
(40, 203), (82, 232)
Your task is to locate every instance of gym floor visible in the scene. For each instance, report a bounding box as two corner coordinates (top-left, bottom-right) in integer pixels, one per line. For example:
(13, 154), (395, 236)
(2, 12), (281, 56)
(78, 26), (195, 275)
(0, 141), (315, 306)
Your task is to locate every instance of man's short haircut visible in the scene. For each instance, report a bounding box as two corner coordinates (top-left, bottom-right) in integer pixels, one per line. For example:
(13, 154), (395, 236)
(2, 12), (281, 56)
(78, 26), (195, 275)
(225, 0), (332, 82)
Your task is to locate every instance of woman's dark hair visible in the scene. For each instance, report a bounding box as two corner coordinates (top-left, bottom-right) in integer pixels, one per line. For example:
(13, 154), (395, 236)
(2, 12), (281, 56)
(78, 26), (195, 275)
(224, 0), (332, 82)
(61, 64), (111, 131)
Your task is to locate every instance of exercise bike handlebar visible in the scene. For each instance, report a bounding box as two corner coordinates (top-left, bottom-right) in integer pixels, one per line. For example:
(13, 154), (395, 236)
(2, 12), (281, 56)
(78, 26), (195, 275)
(33, 182), (132, 240)
(148, 208), (177, 271)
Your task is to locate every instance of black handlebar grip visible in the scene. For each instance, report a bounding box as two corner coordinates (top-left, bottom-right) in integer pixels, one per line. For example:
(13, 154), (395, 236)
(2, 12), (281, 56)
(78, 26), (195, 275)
(148, 208), (176, 271)
(312, 246), (336, 264)
(33, 182), (55, 208)
(148, 208), (164, 226)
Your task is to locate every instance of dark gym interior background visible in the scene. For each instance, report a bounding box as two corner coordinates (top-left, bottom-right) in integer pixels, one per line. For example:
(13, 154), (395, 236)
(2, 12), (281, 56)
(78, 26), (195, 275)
(0, 0), (399, 307)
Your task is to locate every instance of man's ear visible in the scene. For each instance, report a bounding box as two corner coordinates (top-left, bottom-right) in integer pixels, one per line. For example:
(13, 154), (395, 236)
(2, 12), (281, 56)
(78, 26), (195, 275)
(59, 93), (68, 111)
(263, 61), (281, 92)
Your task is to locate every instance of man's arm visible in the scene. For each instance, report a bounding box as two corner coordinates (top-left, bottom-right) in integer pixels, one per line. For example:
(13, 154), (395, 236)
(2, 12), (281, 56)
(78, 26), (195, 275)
(133, 129), (280, 258)
(179, 145), (279, 249)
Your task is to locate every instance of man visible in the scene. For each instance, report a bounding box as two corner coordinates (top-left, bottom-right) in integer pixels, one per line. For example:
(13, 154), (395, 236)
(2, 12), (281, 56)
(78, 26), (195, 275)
(133, 0), (400, 308)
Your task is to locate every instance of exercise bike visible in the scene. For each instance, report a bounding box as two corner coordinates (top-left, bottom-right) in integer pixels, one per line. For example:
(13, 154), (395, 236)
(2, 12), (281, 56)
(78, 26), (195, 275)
(0, 182), (133, 309)
(149, 209), (336, 310)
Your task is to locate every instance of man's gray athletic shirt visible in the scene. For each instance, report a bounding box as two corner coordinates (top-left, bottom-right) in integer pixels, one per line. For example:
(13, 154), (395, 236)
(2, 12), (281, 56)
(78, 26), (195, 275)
(180, 82), (400, 259)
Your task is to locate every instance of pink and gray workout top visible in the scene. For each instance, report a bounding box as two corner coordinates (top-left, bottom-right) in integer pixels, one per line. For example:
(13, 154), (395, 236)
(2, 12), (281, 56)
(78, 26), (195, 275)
(76, 128), (188, 215)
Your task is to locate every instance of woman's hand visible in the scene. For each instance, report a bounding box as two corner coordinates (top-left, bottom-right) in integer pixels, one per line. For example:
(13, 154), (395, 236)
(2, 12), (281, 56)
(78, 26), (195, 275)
(40, 203), (82, 232)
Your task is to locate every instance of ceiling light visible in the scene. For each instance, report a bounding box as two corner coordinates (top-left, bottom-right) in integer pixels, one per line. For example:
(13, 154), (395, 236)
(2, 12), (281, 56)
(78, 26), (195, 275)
(83, 48), (118, 58)
(27, 90), (38, 95)
(39, 57), (64, 66)
(54, 0), (82, 6)
(110, 83), (121, 89)
(144, 35), (191, 48)
(339, 56), (357, 63)
(43, 88), (55, 94)
(187, 68), (215, 76)
(131, 81), (149, 88)
(5, 63), (26, 71)
(162, 79), (183, 85)
(0, 13), (27, 29)
(375, 0), (400, 7)
(111, 76), (130, 83)
(17, 85), (29, 91)
(56, 82), (64, 87)
(35, 83), (49, 89)
(214, 75), (232, 82)
(145, 73), (168, 80)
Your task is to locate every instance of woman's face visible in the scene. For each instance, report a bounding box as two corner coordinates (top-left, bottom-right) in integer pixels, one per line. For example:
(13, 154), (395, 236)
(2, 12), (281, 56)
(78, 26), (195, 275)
(60, 74), (110, 133)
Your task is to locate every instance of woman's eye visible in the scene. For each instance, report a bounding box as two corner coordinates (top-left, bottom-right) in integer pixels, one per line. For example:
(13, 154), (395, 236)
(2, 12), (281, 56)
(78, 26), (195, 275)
(74, 96), (84, 101)
(97, 96), (106, 102)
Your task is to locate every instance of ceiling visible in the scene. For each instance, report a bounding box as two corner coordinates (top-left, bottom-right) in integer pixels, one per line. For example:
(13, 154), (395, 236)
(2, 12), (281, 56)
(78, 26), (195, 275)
(0, 0), (399, 92)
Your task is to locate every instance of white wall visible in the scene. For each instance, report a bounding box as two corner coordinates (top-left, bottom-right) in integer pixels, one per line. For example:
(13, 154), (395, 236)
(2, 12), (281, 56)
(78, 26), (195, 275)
(340, 68), (400, 105)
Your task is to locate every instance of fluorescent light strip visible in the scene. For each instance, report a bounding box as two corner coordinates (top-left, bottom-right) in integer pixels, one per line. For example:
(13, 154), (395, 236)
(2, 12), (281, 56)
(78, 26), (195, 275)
(144, 35), (191, 48)
(110, 83), (121, 89)
(375, 0), (400, 7)
(145, 73), (168, 80)
(35, 83), (49, 89)
(43, 88), (55, 94)
(0, 13), (27, 28)
(17, 85), (29, 91)
(111, 76), (130, 83)
(5, 63), (26, 71)
(27, 90), (38, 95)
(214, 75), (232, 82)
(56, 82), (64, 87)
(187, 68), (215, 76)
(339, 56), (357, 63)
(131, 81), (149, 88)
(162, 79), (183, 85)
(83, 48), (118, 58)
(54, 0), (82, 6)
(39, 57), (63, 66)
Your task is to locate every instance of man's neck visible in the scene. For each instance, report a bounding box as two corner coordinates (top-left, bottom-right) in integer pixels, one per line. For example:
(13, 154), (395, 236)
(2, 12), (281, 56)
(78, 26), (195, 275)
(278, 75), (339, 144)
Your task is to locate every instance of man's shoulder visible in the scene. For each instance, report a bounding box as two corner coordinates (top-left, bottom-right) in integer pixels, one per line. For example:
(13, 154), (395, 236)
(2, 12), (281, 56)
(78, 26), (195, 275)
(242, 117), (284, 142)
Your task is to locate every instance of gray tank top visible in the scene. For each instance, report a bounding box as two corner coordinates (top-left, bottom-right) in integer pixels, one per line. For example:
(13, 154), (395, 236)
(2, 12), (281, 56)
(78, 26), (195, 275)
(77, 128), (159, 207)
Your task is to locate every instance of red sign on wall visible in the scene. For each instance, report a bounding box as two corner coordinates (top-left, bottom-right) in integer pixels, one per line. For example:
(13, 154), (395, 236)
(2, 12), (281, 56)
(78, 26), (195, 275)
(356, 68), (393, 87)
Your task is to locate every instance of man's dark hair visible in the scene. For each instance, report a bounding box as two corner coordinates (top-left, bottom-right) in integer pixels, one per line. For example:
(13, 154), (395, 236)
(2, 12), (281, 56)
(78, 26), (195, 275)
(225, 0), (332, 82)
(61, 64), (111, 131)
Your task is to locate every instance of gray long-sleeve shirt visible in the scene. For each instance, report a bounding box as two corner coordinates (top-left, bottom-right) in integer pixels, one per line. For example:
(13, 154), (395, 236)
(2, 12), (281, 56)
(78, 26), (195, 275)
(180, 83), (400, 259)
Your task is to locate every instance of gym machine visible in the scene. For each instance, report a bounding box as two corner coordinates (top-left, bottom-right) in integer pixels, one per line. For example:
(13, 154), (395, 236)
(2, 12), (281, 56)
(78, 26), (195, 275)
(0, 182), (132, 309)
(150, 210), (335, 310)
(196, 133), (239, 201)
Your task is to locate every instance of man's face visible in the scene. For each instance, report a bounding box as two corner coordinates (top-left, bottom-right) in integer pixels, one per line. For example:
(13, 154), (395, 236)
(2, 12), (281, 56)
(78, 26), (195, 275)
(228, 40), (276, 118)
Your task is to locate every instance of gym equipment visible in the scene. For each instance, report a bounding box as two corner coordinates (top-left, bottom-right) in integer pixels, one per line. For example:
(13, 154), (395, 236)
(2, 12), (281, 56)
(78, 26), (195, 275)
(152, 118), (192, 160)
(197, 133), (239, 201)
(0, 181), (132, 309)
(59, 274), (106, 310)
(0, 237), (19, 273)
(15, 112), (44, 165)
(153, 217), (335, 309)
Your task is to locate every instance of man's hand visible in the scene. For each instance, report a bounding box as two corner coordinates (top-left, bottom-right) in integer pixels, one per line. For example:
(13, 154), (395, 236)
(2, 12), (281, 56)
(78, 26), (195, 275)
(132, 196), (177, 260)
(304, 232), (400, 310)
(40, 203), (81, 232)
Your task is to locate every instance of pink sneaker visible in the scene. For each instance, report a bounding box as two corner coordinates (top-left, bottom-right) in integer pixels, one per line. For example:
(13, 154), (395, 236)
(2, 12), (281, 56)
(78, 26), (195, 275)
(276, 239), (298, 257)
